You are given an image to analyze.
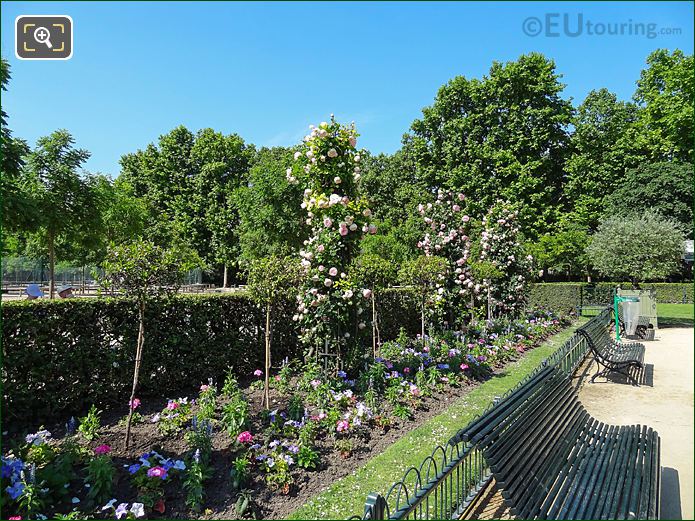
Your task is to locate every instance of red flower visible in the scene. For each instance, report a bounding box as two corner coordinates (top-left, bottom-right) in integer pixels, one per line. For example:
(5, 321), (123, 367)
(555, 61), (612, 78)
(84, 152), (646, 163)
(153, 499), (166, 513)
(94, 444), (111, 455)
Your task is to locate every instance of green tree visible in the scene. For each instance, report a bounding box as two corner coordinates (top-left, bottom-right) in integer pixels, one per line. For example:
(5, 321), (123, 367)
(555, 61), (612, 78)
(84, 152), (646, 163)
(246, 255), (302, 408)
(351, 253), (398, 356)
(23, 130), (93, 298)
(120, 126), (252, 283)
(0, 58), (33, 235)
(563, 88), (644, 229)
(236, 147), (307, 263)
(102, 240), (189, 447)
(406, 53), (573, 238)
(634, 49), (694, 163)
(398, 255), (448, 340)
(603, 162), (693, 236)
(585, 211), (685, 288)
(526, 223), (590, 280)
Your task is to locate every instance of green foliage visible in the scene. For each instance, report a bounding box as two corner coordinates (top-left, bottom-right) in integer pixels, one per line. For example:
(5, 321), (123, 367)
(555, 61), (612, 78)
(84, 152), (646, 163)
(85, 455), (114, 504)
(407, 52), (573, 237)
(526, 224), (590, 279)
(229, 456), (251, 490)
(78, 405), (101, 441)
(197, 384), (217, 422)
(352, 253), (398, 290)
(296, 445), (320, 470)
(634, 49), (694, 163)
(398, 256), (448, 296)
(603, 162), (693, 233)
(184, 417), (214, 458)
(221, 397), (250, 438)
(563, 88), (644, 229)
(158, 399), (193, 435)
(586, 211), (685, 286)
(221, 369), (241, 398)
(183, 456), (212, 512)
(236, 146), (308, 262)
(0, 294), (297, 425)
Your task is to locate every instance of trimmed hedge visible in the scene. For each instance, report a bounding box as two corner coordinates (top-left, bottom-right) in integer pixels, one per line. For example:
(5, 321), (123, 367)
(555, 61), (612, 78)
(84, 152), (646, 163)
(529, 282), (694, 314)
(2, 294), (300, 426)
(2, 290), (419, 427)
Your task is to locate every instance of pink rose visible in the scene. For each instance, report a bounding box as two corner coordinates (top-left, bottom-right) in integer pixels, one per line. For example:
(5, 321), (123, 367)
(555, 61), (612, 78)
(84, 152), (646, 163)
(329, 267), (338, 277)
(368, 224), (377, 234)
(339, 226), (348, 236)
(317, 244), (325, 252)
(362, 289), (372, 299)
(324, 218), (333, 228)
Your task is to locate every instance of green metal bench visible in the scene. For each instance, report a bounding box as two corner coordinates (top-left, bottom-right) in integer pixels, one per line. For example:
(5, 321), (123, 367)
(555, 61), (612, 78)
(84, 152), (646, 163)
(577, 317), (646, 386)
(460, 365), (661, 520)
(617, 306), (651, 340)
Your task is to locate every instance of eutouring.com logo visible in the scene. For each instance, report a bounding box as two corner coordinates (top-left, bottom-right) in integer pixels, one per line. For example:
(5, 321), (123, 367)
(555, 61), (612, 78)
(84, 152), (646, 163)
(522, 13), (682, 39)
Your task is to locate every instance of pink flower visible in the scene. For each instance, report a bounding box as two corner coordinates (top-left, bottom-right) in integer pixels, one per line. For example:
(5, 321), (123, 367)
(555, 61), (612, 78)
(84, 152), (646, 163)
(336, 420), (350, 432)
(410, 384), (420, 397)
(324, 278), (333, 287)
(129, 398), (141, 410)
(329, 267), (338, 277)
(362, 289), (372, 299)
(462, 215), (470, 222)
(452, 204), (460, 212)
(403, 367), (411, 374)
(324, 217), (333, 228)
(94, 444), (111, 455)
(317, 244), (325, 252)
(200, 384), (210, 392)
(9, 517), (22, 520)
(237, 431), (254, 444)
(460, 363), (469, 371)
(339, 226), (348, 236)
(254, 369), (263, 377)
(166, 400), (179, 410)
(147, 466), (168, 479)
(368, 224), (377, 234)
(275, 375), (281, 381)
(458, 193), (465, 201)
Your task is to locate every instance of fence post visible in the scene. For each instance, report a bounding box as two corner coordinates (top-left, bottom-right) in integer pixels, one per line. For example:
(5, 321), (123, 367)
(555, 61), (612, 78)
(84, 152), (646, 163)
(365, 493), (388, 519)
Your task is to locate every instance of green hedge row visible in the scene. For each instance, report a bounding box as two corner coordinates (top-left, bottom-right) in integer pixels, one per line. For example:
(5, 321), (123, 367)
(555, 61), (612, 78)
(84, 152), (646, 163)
(529, 282), (694, 314)
(1, 290), (418, 426)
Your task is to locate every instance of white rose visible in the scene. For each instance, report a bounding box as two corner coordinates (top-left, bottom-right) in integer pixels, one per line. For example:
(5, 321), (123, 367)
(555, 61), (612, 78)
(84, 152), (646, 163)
(328, 148), (338, 158)
(294, 151), (302, 160)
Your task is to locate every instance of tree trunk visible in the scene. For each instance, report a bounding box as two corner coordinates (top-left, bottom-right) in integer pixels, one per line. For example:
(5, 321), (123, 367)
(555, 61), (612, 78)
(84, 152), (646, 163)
(82, 265), (86, 294)
(264, 302), (271, 409)
(421, 294), (426, 343)
(487, 286), (492, 321)
(223, 264), (229, 288)
(48, 232), (55, 299)
(632, 278), (641, 290)
(372, 287), (377, 358)
(124, 301), (146, 449)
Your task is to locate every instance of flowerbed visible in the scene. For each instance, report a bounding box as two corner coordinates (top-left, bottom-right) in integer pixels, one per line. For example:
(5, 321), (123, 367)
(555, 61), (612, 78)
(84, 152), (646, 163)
(2, 310), (570, 520)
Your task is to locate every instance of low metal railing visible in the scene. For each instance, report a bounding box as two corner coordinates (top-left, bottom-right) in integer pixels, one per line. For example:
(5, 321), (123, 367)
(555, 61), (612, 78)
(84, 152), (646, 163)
(356, 307), (612, 520)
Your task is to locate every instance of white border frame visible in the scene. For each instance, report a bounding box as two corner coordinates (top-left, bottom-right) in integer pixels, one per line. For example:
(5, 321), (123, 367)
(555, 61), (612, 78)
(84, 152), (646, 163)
(15, 14), (74, 60)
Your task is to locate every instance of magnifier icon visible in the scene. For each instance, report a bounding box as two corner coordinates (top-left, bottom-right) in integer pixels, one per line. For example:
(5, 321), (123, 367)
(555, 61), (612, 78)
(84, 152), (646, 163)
(33, 26), (53, 49)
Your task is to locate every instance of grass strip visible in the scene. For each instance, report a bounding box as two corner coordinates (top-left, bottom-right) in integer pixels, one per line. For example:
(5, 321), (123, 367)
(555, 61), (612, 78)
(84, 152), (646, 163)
(289, 318), (588, 519)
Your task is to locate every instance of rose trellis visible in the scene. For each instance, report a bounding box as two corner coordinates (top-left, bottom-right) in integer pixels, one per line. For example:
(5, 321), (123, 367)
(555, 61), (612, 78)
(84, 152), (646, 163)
(289, 117), (376, 370)
(417, 190), (476, 328)
(480, 201), (534, 317)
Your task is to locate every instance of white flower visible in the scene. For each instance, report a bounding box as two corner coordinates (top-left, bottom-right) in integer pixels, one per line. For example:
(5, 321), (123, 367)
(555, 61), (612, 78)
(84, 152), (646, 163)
(353, 173), (361, 181)
(349, 223), (357, 231)
(334, 176), (342, 184)
(294, 151), (302, 160)
(306, 150), (314, 159)
(358, 322), (366, 330)
(354, 154), (361, 162)
(130, 503), (146, 518)
(102, 499), (118, 511)
(328, 148), (338, 158)
(72, 497), (81, 504)
(362, 208), (372, 217)
(324, 278), (333, 287)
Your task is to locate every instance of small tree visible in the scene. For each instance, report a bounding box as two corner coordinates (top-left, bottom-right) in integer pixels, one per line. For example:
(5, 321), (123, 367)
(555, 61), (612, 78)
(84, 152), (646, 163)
(246, 256), (302, 408)
(102, 240), (189, 448)
(352, 254), (398, 356)
(586, 211), (685, 288)
(398, 256), (448, 340)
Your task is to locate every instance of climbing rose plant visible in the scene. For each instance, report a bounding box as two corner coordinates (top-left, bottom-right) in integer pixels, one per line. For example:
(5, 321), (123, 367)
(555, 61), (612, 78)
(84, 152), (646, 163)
(479, 201), (534, 317)
(417, 189), (476, 326)
(289, 117), (376, 367)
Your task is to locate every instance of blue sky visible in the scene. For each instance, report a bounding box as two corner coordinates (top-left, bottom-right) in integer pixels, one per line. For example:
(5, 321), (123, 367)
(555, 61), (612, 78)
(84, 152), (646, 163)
(1, 1), (693, 177)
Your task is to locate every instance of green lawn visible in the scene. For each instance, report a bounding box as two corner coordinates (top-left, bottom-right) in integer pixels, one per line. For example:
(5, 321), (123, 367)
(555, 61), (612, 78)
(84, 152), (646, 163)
(658, 302), (694, 326)
(288, 318), (588, 520)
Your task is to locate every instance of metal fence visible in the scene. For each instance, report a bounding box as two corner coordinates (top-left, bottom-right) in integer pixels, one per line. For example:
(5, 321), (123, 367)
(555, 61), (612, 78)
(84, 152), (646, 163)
(355, 307), (612, 520)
